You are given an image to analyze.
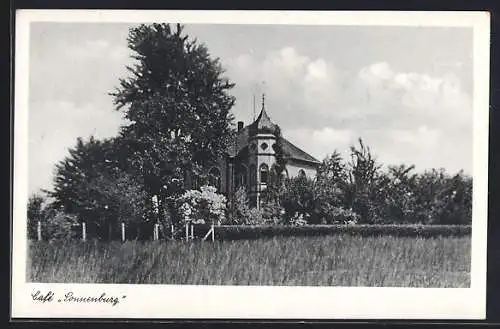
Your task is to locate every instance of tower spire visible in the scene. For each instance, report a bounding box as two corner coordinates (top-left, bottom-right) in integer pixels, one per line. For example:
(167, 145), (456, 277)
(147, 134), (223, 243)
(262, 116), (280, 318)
(261, 93), (265, 110)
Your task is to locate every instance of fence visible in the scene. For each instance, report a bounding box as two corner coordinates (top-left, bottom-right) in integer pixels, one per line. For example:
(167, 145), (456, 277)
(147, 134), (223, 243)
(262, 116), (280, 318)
(33, 221), (471, 242)
(34, 220), (166, 242)
(33, 220), (214, 242)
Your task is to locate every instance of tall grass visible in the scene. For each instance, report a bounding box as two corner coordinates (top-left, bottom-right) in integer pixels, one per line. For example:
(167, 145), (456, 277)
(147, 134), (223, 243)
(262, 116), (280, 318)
(27, 235), (470, 287)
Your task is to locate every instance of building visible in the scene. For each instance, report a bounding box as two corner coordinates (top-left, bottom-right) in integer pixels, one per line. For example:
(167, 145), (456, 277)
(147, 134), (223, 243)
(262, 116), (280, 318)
(207, 95), (321, 208)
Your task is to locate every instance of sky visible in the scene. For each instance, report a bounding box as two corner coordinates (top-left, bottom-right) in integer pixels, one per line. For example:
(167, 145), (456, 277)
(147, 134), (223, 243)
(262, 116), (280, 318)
(27, 22), (473, 195)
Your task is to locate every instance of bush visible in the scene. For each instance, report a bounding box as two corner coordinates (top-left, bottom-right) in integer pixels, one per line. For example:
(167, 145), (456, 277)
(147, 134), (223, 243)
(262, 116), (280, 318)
(205, 224), (471, 241)
(226, 186), (252, 225)
(177, 185), (227, 225)
(320, 206), (360, 225)
(42, 210), (80, 241)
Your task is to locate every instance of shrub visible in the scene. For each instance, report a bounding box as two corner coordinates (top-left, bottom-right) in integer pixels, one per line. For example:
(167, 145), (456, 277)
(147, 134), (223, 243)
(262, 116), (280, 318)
(226, 186), (252, 225)
(177, 185), (227, 225)
(41, 207), (80, 241)
(320, 205), (360, 225)
(210, 224), (471, 241)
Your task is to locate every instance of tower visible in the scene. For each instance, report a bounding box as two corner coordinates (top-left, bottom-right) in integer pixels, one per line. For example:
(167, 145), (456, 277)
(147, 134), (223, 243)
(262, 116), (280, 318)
(247, 94), (279, 209)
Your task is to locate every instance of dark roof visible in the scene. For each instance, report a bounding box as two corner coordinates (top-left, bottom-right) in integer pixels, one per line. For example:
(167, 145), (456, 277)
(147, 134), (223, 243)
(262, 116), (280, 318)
(281, 139), (321, 164)
(250, 107), (279, 134)
(226, 108), (320, 165)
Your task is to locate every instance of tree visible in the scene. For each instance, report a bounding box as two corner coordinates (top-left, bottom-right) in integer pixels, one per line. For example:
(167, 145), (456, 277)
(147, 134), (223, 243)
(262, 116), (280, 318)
(48, 136), (148, 240)
(27, 194), (45, 240)
(227, 186), (252, 224)
(413, 169), (472, 225)
(110, 23), (236, 221)
(345, 138), (383, 223)
(27, 193), (79, 241)
(313, 151), (359, 224)
(377, 164), (419, 224)
(315, 151), (347, 208)
(281, 175), (316, 224)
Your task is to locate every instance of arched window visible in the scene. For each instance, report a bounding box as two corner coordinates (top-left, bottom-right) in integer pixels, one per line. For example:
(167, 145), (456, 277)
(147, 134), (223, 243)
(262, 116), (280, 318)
(208, 167), (221, 191)
(249, 164), (256, 186)
(260, 163), (269, 184)
(237, 165), (248, 187)
(298, 169), (306, 177)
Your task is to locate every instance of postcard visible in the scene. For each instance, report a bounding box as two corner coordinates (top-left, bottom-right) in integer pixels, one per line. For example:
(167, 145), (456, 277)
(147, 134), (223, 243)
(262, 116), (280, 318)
(12, 10), (490, 319)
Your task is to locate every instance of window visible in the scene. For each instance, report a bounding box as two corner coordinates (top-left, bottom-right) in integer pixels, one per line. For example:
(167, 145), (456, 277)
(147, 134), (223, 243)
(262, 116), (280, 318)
(261, 142), (268, 150)
(208, 167), (221, 191)
(249, 164), (256, 186)
(298, 169), (306, 177)
(260, 164), (269, 184)
(237, 165), (247, 187)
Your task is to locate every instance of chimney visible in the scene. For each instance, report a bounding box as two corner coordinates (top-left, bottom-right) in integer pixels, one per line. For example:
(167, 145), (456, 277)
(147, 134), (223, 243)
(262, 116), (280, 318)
(237, 121), (244, 132)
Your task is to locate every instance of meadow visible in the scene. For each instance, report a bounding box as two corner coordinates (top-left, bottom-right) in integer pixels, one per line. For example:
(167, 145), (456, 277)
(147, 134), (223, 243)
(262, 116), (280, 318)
(27, 234), (471, 287)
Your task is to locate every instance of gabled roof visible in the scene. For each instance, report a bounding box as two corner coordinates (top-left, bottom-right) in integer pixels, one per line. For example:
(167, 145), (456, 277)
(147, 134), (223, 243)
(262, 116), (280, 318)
(281, 138), (321, 164)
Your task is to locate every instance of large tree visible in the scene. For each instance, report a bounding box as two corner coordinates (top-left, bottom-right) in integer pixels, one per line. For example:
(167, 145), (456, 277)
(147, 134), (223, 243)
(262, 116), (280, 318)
(110, 23), (236, 219)
(48, 136), (148, 240)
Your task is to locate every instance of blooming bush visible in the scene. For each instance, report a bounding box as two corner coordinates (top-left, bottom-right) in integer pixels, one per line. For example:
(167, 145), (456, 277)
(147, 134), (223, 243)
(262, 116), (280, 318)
(177, 186), (227, 225)
(289, 212), (309, 226)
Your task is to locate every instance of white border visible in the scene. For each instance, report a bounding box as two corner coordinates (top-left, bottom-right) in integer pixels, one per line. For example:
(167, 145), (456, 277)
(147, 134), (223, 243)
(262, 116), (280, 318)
(12, 10), (490, 319)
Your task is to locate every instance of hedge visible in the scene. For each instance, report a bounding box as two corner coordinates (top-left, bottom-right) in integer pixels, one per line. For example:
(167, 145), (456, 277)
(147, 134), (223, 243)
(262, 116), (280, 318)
(191, 224), (471, 241)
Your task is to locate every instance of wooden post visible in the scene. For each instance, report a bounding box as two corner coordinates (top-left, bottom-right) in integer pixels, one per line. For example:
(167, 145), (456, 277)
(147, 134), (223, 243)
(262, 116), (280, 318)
(185, 223), (189, 241)
(37, 220), (42, 241)
(153, 223), (159, 240)
(211, 223), (215, 242)
(121, 222), (125, 242)
(171, 224), (174, 240)
(82, 222), (86, 241)
(190, 223), (194, 240)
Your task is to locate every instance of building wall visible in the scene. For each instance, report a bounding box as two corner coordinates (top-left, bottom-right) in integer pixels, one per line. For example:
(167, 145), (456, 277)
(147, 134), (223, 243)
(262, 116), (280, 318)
(286, 162), (317, 179)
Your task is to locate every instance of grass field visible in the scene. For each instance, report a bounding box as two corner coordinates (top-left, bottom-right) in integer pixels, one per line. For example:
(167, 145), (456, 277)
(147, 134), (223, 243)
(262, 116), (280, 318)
(27, 235), (471, 287)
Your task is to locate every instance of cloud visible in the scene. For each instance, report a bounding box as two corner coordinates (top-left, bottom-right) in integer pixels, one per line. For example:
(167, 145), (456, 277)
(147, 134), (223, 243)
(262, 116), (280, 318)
(390, 125), (441, 149)
(286, 127), (354, 161)
(225, 50), (472, 173)
(356, 62), (472, 130)
(28, 100), (125, 194)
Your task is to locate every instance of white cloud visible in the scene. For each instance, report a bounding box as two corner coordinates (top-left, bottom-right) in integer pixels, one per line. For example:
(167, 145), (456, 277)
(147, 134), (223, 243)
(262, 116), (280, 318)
(28, 100), (125, 194)
(65, 38), (130, 60)
(226, 51), (472, 173)
(390, 125), (441, 148)
(286, 127), (354, 161)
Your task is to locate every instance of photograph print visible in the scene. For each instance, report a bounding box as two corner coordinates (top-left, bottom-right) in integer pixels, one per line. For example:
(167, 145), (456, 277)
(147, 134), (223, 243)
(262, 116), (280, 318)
(12, 10), (489, 320)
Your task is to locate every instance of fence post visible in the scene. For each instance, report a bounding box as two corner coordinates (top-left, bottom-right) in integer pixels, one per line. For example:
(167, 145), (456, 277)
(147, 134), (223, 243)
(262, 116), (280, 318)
(185, 222), (189, 241)
(171, 224), (174, 240)
(211, 223), (215, 242)
(37, 220), (42, 241)
(121, 222), (125, 242)
(82, 222), (86, 241)
(153, 223), (159, 240)
(190, 223), (194, 239)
